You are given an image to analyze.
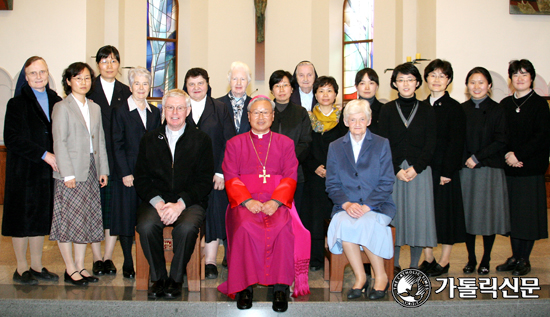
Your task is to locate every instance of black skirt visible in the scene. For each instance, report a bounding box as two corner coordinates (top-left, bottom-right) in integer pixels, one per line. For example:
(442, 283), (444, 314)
(110, 179), (140, 236)
(507, 175), (548, 240)
(205, 188), (229, 242)
(431, 169), (466, 244)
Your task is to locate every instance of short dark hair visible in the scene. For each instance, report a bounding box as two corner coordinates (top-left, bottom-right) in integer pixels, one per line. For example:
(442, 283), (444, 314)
(508, 59), (536, 88)
(291, 61), (318, 90)
(354, 68), (379, 86)
(313, 76), (339, 95)
(95, 45), (121, 64)
(423, 59), (454, 85)
(391, 63), (422, 90)
(24, 56), (46, 70)
(184, 68), (210, 85)
(62, 62), (95, 96)
(269, 70), (293, 91)
(465, 67), (492, 86)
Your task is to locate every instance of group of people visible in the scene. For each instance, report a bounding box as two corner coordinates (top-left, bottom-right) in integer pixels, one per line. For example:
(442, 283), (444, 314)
(2, 47), (549, 312)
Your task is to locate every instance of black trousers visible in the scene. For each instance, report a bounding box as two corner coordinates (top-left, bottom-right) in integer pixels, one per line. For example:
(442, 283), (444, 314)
(136, 203), (205, 283)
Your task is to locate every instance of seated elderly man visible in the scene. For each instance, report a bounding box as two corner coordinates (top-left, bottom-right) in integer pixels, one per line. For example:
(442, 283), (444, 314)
(134, 89), (213, 299)
(217, 95), (310, 313)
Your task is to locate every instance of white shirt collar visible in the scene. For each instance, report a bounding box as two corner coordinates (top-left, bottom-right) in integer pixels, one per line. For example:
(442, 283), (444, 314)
(299, 87), (314, 111)
(251, 130), (270, 139)
(350, 134), (366, 163)
(127, 96), (152, 112)
(190, 96), (207, 123)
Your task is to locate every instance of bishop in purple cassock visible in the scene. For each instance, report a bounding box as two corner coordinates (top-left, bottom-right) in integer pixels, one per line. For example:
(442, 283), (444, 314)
(217, 96), (310, 312)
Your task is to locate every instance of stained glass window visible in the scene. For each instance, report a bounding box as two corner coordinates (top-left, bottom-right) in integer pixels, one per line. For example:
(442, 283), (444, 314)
(147, 0), (178, 99)
(343, 0), (374, 101)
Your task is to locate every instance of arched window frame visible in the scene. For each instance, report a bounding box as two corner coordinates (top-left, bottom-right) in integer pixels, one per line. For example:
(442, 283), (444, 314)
(342, 0), (374, 101)
(147, 0), (178, 103)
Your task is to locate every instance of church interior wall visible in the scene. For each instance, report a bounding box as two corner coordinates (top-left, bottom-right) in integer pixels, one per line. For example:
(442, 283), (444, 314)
(0, 0), (549, 117)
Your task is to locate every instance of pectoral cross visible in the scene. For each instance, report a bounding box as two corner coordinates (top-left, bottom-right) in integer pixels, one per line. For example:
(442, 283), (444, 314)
(259, 166), (270, 183)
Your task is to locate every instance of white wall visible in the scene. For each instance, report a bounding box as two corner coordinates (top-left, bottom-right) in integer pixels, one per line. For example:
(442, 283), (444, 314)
(436, 0), (550, 102)
(1, 0), (550, 107)
(0, 0), (87, 91)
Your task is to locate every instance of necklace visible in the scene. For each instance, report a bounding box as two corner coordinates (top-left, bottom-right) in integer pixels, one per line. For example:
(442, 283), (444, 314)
(249, 131), (273, 183)
(513, 90), (534, 113)
(396, 101), (419, 128)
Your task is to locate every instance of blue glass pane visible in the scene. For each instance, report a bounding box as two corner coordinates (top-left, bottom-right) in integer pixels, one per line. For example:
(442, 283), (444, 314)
(344, 0), (374, 43)
(343, 43), (373, 98)
(147, 39), (177, 98)
(148, 0), (177, 39)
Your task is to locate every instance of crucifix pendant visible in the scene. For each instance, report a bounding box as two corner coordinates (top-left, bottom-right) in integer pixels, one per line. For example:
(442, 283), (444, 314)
(259, 166), (270, 184)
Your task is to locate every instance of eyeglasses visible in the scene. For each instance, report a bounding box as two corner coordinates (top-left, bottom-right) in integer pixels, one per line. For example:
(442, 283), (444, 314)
(99, 59), (119, 65)
(26, 70), (47, 78)
(165, 105), (187, 112)
(73, 76), (91, 83)
(395, 78), (417, 84)
(250, 110), (273, 117)
(428, 73), (448, 80)
(274, 83), (290, 90)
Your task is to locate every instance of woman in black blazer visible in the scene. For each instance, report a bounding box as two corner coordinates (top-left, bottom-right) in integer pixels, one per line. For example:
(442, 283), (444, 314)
(420, 59), (467, 277)
(355, 68), (383, 135)
(460, 67), (510, 275)
(497, 60), (550, 276)
(302, 76), (347, 270)
(378, 63), (437, 272)
(88, 45), (132, 276)
(111, 67), (161, 278)
(183, 68), (236, 279)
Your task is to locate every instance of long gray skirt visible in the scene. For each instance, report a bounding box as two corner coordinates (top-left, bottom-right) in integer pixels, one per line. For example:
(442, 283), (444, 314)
(460, 167), (510, 236)
(391, 161), (437, 247)
(50, 155), (104, 243)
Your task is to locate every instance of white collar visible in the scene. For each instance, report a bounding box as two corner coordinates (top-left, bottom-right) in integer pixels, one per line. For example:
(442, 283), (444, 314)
(71, 94), (88, 108)
(251, 130), (270, 139)
(100, 76), (115, 88)
(127, 96), (151, 112)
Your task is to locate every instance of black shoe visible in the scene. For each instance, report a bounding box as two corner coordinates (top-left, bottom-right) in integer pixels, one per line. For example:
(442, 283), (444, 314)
(428, 263), (449, 277)
(394, 266), (402, 275)
(347, 279), (369, 299)
(369, 282), (389, 300)
(148, 279), (165, 298)
(13, 270), (38, 285)
(222, 257), (228, 268)
(92, 260), (105, 275)
(29, 267), (59, 281)
(496, 257), (517, 272)
(463, 262), (476, 274)
(310, 265), (322, 271)
(64, 271), (88, 286)
(236, 289), (253, 310)
(123, 267), (135, 279)
(512, 259), (531, 276)
(164, 278), (182, 299)
(419, 260), (438, 273)
(103, 259), (117, 275)
(79, 269), (99, 283)
(272, 290), (288, 312)
(205, 264), (218, 279)
(477, 265), (490, 275)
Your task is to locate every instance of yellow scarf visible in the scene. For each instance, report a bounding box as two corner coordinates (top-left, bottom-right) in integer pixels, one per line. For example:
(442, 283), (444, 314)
(310, 104), (340, 133)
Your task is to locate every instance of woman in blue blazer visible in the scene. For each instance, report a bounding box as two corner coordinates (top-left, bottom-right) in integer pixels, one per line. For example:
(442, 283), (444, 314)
(326, 99), (396, 300)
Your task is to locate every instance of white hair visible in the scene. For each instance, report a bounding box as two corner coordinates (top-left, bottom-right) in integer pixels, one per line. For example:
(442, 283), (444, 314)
(227, 61), (252, 82)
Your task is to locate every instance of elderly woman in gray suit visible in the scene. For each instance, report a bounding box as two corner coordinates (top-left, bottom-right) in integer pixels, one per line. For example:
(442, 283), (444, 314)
(50, 62), (109, 286)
